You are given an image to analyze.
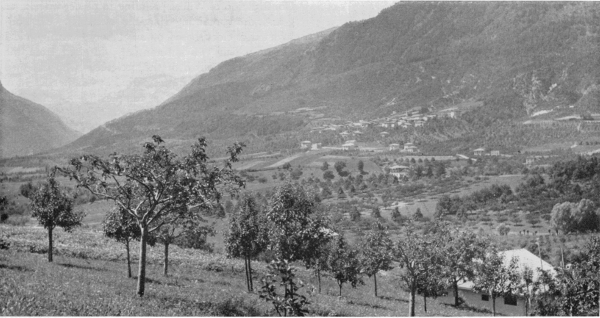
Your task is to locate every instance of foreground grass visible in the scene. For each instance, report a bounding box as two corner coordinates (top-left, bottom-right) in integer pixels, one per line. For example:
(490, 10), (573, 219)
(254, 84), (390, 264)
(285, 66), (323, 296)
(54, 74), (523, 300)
(1, 225), (490, 316)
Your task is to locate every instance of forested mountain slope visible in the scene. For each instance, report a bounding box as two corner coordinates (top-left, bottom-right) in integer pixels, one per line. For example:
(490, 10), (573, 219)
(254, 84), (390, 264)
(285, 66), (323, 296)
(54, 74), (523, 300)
(59, 2), (600, 156)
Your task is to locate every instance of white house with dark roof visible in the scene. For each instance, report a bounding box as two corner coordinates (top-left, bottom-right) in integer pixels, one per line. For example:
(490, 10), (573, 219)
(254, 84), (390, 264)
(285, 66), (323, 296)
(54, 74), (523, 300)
(474, 148), (486, 156)
(342, 142), (358, 151)
(389, 165), (409, 179)
(300, 141), (312, 149)
(389, 143), (400, 151)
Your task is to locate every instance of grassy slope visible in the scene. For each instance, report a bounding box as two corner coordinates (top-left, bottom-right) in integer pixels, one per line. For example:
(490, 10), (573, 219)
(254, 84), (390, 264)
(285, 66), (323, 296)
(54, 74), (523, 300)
(1, 225), (488, 316)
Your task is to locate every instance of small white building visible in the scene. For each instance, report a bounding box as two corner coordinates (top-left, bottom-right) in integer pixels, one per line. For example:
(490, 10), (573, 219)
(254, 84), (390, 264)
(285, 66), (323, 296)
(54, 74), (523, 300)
(404, 142), (418, 153)
(491, 150), (501, 156)
(300, 141), (312, 149)
(414, 120), (425, 127)
(439, 249), (556, 316)
(342, 142), (358, 151)
(389, 165), (409, 179)
(311, 143), (322, 150)
(389, 143), (401, 151)
(525, 157), (537, 165)
(405, 145), (418, 153)
(474, 148), (486, 156)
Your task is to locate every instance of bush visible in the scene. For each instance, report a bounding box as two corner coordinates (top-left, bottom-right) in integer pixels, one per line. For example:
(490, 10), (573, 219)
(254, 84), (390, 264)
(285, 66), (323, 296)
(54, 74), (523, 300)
(259, 259), (311, 316)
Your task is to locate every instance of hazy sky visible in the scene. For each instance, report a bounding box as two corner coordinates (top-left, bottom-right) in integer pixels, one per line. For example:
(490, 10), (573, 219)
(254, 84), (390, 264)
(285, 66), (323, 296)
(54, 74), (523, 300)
(1, 0), (395, 106)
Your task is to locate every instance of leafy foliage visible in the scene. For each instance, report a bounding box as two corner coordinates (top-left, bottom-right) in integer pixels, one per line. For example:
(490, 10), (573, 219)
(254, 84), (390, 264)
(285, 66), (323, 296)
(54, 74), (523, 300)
(472, 248), (520, 316)
(439, 228), (489, 307)
(532, 236), (600, 316)
(265, 183), (318, 262)
(259, 259), (311, 317)
(325, 235), (363, 296)
(394, 225), (445, 316)
(30, 177), (84, 262)
(103, 207), (142, 277)
(59, 135), (244, 296)
(359, 224), (394, 297)
(225, 194), (268, 291)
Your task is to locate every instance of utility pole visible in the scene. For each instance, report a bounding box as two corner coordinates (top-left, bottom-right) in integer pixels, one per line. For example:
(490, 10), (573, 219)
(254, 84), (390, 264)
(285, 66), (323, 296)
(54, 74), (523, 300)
(536, 239), (543, 270)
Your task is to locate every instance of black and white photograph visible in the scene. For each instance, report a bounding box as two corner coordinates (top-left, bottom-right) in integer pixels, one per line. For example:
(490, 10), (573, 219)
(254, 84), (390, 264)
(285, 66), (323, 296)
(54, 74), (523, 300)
(1, 0), (599, 316)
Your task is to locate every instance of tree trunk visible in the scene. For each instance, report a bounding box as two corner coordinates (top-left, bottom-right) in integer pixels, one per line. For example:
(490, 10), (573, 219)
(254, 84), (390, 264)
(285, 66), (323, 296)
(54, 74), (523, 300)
(244, 257), (250, 292)
(409, 281), (416, 317)
(374, 273), (378, 297)
(136, 225), (148, 297)
(339, 282), (343, 297)
(47, 227), (53, 262)
(248, 256), (253, 291)
(163, 242), (170, 277)
(453, 279), (459, 306)
(317, 266), (321, 294)
(424, 294), (427, 312)
(491, 293), (496, 317)
(125, 239), (132, 278)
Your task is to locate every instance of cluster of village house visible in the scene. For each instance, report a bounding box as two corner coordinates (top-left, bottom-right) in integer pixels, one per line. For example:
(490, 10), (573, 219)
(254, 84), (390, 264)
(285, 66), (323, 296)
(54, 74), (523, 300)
(300, 139), (419, 153)
(301, 139), (550, 167)
(309, 108), (457, 135)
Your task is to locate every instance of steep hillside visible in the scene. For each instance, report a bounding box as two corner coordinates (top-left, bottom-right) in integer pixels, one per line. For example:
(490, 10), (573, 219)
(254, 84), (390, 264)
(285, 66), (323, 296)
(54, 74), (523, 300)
(61, 2), (600, 156)
(0, 81), (81, 158)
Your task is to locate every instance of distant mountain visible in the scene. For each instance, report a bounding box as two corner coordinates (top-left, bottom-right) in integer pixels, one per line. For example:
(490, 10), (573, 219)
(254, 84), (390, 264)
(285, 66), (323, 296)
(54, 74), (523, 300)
(23, 74), (192, 133)
(60, 2), (600, 156)
(0, 81), (81, 158)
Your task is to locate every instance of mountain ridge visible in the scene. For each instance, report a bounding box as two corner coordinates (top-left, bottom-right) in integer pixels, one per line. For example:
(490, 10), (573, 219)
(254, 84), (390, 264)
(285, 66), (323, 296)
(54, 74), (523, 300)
(0, 81), (81, 158)
(52, 2), (600, 157)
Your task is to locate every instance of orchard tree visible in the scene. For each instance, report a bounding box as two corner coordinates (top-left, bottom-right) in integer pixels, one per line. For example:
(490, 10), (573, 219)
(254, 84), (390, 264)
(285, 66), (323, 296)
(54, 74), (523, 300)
(265, 182), (317, 261)
(394, 226), (445, 316)
(572, 199), (600, 233)
(359, 224), (394, 297)
(550, 199), (600, 234)
(59, 135), (244, 296)
(296, 212), (336, 294)
(551, 202), (576, 234)
(440, 228), (489, 306)
(533, 236), (600, 316)
(472, 248), (520, 316)
(321, 161), (329, 171)
(497, 223), (510, 236)
(350, 207), (361, 221)
(371, 206), (381, 219)
(326, 234), (363, 296)
(413, 208), (423, 220)
(30, 177), (84, 262)
(334, 161), (349, 177)
(416, 260), (447, 313)
(103, 207), (142, 277)
(357, 160), (365, 174)
(391, 207), (403, 224)
(154, 207), (214, 277)
(323, 170), (335, 181)
(225, 194), (268, 292)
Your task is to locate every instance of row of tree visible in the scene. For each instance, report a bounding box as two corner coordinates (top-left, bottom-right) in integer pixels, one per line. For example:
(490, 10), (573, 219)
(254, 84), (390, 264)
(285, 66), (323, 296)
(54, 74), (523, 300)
(226, 182), (585, 316)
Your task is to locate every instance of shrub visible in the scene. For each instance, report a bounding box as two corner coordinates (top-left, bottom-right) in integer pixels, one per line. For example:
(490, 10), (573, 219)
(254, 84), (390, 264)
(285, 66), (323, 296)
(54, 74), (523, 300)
(259, 259), (311, 316)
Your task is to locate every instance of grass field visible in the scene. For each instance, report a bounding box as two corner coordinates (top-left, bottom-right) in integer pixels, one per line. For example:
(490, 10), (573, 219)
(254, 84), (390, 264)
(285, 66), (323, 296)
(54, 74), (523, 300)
(1, 225), (493, 316)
